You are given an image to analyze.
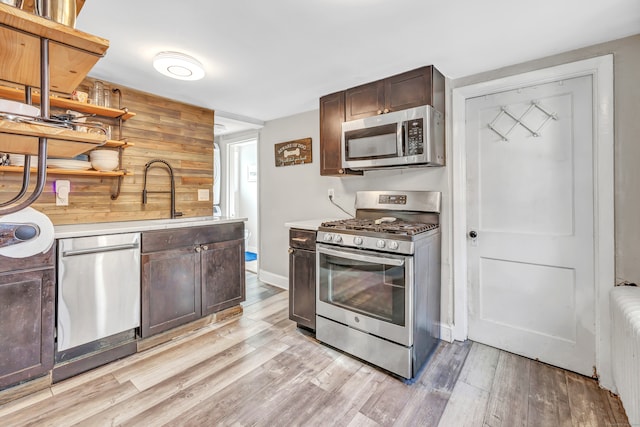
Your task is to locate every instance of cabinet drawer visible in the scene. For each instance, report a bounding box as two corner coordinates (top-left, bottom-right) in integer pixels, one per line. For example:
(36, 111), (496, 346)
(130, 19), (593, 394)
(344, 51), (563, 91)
(0, 245), (54, 274)
(142, 223), (244, 253)
(289, 229), (316, 251)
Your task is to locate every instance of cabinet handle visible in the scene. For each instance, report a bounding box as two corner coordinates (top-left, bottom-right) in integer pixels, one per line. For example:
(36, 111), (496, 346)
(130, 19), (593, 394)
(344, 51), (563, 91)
(202, 245), (209, 251)
(377, 110), (383, 115)
(338, 169), (344, 174)
(288, 248), (294, 254)
(195, 246), (201, 253)
(291, 237), (308, 243)
(383, 108), (390, 114)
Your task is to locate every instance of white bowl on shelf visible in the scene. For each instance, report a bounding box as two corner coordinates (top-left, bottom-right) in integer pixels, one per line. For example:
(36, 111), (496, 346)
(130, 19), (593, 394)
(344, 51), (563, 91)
(90, 150), (118, 158)
(89, 149), (119, 171)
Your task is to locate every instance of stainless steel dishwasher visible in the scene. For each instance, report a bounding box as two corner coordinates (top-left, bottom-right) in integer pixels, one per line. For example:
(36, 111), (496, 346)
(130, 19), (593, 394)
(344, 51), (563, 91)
(57, 232), (141, 351)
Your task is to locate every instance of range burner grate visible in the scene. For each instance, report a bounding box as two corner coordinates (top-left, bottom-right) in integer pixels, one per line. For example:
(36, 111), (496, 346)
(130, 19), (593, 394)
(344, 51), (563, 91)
(321, 219), (438, 236)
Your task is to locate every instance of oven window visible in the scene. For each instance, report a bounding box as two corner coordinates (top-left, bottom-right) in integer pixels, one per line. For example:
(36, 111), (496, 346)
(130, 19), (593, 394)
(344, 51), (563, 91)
(319, 253), (406, 325)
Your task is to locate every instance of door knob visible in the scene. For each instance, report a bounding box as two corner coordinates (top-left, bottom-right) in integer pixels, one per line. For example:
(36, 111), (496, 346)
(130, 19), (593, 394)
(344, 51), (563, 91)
(469, 230), (478, 238)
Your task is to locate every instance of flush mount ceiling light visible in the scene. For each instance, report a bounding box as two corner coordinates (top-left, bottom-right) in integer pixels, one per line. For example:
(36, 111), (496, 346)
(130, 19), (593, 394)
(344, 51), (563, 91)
(153, 51), (205, 81)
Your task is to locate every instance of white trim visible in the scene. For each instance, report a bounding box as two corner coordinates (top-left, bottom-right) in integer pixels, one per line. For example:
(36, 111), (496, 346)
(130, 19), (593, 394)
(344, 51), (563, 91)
(258, 269), (288, 289)
(451, 55), (615, 389)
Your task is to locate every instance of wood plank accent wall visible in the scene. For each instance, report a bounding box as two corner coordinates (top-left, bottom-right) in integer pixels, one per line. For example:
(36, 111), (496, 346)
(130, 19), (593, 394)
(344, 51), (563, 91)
(0, 77), (214, 224)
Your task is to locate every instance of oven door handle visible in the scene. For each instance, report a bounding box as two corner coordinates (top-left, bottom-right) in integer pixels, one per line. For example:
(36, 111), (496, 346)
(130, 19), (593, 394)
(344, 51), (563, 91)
(318, 245), (405, 267)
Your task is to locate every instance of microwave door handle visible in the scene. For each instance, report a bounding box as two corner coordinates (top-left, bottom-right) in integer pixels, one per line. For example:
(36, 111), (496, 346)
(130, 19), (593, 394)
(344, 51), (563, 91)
(397, 121), (405, 156)
(318, 246), (405, 267)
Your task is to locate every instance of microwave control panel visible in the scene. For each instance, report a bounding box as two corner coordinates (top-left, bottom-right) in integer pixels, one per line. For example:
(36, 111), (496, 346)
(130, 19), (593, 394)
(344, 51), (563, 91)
(404, 119), (424, 156)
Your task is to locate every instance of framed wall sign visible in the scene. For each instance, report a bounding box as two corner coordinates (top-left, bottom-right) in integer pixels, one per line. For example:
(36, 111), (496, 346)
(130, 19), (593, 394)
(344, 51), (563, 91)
(274, 138), (312, 167)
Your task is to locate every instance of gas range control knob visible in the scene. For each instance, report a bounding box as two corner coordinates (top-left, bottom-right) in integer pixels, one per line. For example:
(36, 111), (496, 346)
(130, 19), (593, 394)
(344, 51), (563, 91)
(388, 241), (399, 250)
(334, 235), (343, 243)
(353, 236), (364, 246)
(323, 234), (333, 242)
(376, 239), (386, 249)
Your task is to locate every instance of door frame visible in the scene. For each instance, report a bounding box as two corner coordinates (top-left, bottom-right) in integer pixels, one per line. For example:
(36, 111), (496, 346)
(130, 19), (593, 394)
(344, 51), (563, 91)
(451, 55), (614, 387)
(224, 136), (259, 254)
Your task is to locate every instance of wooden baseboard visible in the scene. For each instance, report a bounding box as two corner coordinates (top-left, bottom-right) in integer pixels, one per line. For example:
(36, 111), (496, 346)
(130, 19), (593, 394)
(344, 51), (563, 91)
(52, 340), (137, 383)
(137, 305), (244, 352)
(0, 372), (51, 406)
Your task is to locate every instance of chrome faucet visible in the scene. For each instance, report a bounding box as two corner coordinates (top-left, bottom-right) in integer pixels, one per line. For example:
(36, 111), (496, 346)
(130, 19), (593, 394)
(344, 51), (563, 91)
(142, 159), (183, 219)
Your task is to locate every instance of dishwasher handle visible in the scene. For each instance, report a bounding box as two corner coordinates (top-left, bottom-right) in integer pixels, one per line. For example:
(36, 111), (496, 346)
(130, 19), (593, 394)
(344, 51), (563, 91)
(61, 242), (139, 258)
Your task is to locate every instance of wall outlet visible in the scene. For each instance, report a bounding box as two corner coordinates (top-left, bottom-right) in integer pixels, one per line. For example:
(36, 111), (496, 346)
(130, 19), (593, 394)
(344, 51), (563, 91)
(198, 189), (210, 201)
(55, 180), (70, 206)
(328, 188), (335, 198)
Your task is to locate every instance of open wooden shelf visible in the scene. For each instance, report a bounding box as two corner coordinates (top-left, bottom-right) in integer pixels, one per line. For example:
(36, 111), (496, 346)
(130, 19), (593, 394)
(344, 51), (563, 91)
(0, 3), (109, 93)
(0, 86), (136, 120)
(0, 165), (133, 177)
(103, 139), (134, 149)
(0, 118), (106, 157)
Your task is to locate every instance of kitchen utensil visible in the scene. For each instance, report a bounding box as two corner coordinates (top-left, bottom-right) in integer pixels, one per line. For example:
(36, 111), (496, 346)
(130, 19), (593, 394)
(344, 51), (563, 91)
(91, 81), (104, 106)
(35, 0), (76, 28)
(71, 90), (88, 103)
(103, 89), (111, 108)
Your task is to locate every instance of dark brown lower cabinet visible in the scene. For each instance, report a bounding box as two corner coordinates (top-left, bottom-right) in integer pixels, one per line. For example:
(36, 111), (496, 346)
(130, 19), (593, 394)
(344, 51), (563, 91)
(202, 238), (245, 315)
(141, 223), (245, 338)
(0, 248), (55, 390)
(141, 246), (202, 337)
(288, 229), (316, 330)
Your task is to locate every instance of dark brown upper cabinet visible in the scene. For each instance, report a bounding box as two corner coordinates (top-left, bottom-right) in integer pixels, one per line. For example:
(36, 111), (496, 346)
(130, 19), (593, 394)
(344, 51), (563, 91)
(345, 66), (445, 121)
(319, 91), (363, 177)
(320, 65), (445, 176)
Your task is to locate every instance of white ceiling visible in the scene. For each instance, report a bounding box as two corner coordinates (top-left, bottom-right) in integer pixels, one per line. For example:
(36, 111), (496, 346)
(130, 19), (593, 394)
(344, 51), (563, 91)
(76, 0), (640, 133)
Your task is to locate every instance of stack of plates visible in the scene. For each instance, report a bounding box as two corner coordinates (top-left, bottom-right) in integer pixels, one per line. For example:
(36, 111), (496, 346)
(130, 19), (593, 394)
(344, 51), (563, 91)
(9, 155), (38, 167)
(0, 99), (40, 121)
(47, 158), (92, 170)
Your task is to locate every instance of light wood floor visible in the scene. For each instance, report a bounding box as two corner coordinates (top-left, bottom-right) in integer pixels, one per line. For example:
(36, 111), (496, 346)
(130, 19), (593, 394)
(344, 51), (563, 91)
(0, 273), (630, 426)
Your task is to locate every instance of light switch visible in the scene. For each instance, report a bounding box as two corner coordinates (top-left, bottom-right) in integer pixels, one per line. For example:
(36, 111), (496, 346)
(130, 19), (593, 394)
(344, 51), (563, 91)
(198, 189), (210, 201)
(55, 180), (70, 206)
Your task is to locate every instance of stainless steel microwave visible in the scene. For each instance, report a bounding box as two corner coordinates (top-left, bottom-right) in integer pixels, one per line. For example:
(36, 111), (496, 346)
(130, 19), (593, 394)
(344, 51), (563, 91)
(341, 105), (444, 170)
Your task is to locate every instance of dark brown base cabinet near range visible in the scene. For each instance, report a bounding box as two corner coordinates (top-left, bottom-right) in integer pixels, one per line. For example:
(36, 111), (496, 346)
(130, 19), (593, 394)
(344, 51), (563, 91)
(288, 228), (316, 330)
(0, 247), (55, 390)
(141, 223), (246, 337)
(319, 65), (445, 176)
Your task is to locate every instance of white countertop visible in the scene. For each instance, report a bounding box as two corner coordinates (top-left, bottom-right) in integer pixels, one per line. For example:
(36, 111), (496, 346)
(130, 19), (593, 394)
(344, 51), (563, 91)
(284, 218), (343, 231)
(55, 216), (246, 239)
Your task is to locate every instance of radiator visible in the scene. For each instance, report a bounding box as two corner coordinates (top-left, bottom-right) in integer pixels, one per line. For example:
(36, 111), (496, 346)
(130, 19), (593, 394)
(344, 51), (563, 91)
(611, 286), (640, 426)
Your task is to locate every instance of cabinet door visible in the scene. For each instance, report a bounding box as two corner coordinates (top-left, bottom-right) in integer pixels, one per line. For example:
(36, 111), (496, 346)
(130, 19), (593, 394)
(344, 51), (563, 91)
(0, 268), (54, 389)
(141, 246), (201, 337)
(383, 66), (433, 113)
(289, 248), (316, 330)
(201, 238), (245, 315)
(320, 91), (346, 176)
(345, 80), (385, 121)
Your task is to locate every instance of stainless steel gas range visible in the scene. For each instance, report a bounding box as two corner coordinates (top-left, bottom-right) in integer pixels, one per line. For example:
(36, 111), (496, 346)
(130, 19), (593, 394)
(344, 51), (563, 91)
(315, 190), (441, 379)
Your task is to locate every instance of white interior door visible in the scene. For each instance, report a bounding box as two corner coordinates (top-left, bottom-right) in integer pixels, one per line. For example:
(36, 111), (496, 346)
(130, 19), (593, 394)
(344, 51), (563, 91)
(466, 75), (595, 376)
